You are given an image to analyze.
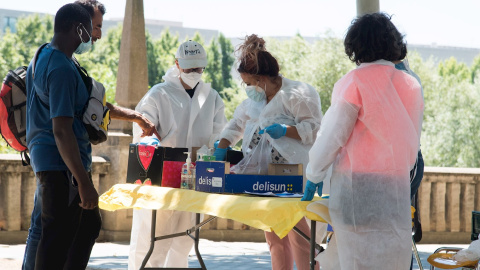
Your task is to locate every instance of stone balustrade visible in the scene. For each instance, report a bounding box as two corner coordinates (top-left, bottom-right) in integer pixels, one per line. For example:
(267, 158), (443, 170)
(0, 152), (477, 244)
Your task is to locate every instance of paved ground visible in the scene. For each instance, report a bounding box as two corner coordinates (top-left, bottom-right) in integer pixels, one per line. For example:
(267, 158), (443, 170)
(0, 240), (469, 269)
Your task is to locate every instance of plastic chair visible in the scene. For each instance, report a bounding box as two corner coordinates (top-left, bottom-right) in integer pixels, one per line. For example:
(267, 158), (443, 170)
(427, 211), (480, 270)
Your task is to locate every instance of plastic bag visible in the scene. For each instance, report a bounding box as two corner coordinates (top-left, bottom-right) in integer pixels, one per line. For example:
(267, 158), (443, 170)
(231, 135), (272, 175)
(453, 240), (480, 262)
(316, 232), (340, 270)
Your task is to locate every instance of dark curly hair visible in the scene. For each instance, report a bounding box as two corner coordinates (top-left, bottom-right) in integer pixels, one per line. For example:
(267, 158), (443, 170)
(236, 34), (279, 77)
(344, 12), (406, 65)
(74, 0), (106, 16)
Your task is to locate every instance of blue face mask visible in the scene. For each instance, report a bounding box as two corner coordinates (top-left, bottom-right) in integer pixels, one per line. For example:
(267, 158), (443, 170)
(74, 24), (92, 54)
(245, 84), (266, 102)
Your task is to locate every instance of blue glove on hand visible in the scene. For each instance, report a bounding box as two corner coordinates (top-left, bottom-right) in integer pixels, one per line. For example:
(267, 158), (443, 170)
(301, 180), (323, 201)
(259, 123), (287, 139)
(213, 148), (228, 161)
(139, 137), (160, 146)
(214, 140), (232, 151)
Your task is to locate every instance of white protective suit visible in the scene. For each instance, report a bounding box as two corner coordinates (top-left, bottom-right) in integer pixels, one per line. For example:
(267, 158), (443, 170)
(128, 66), (227, 269)
(220, 77), (323, 186)
(306, 60), (424, 270)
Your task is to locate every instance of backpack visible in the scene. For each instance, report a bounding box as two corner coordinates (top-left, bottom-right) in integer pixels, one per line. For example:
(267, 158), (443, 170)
(0, 43), (110, 162)
(73, 60), (110, 145)
(0, 43), (48, 164)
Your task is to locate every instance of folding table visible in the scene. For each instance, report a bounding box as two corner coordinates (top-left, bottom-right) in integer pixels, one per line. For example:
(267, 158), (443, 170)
(99, 184), (327, 270)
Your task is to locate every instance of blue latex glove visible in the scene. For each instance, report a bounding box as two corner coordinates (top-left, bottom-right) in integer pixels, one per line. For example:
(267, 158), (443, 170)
(213, 147), (228, 161)
(139, 137), (160, 146)
(259, 123), (287, 139)
(214, 140), (232, 151)
(301, 180), (323, 201)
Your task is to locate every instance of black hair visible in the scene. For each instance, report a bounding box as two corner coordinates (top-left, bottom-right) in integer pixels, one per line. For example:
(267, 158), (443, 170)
(74, 0), (107, 17)
(344, 12), (407, 65)
(236, 34), (279, 77)
(54, 3), (92, 34)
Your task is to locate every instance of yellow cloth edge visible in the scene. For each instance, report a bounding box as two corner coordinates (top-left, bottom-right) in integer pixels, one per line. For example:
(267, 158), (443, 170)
(99, 184), (326, 238)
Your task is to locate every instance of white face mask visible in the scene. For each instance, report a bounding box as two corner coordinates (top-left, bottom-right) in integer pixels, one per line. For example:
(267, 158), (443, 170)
(180, 72), (202, 88)
(245, 83), (266, 102)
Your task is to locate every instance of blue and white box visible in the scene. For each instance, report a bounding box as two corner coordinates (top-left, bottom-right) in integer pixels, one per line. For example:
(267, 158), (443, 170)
(195, 161), (303, 194)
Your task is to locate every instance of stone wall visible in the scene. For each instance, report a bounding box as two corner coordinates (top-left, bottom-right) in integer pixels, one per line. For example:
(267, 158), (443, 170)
(0, 153), (478, 244)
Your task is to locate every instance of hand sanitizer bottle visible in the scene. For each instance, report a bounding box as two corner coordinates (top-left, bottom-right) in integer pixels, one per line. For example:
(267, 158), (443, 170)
(181, 152), (195, 190)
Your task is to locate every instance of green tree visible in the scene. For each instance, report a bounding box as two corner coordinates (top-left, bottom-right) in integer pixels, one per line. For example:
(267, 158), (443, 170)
(218, 33), (235, 89)
(204, 37), (223, 92)
(267, 33), (354, 113)
(155, 29), (180, 81)
(471, 55), (480, 83)
(438, 57), (470, 82)
(15, 14), (54, 64)
(146, 32), (161, 87)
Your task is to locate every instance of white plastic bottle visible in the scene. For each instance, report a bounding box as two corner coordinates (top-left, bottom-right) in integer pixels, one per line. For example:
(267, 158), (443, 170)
(180, 152), (195, 190)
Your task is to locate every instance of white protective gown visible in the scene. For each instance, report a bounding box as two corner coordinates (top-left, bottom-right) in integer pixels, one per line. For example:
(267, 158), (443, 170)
(306, 60), (424, 270)
(128, 66), (227, 269)
(220, 77), (323, 186)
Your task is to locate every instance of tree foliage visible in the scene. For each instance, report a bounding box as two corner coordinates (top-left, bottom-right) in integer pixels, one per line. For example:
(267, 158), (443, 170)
(266, 33), (354, 113)
(2, 14), (480, 169)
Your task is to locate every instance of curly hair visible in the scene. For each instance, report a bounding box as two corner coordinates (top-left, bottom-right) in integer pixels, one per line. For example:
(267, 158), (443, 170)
(236, 34), (279, 77)
(74, 0), (106, 16)
(344, 13), (406, 65)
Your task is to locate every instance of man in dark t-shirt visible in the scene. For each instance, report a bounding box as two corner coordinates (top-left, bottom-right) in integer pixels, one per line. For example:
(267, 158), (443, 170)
(25, 4), (100, 269)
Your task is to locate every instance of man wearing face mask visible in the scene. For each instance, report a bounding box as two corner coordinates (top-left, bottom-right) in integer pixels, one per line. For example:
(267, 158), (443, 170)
(128, 40), (227, 269)
(24, 4), (101, 269)
(21, 2), (159, 269)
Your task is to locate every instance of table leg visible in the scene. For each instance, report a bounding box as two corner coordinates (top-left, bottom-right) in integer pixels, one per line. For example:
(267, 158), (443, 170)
(140, 209), (157, 270)
(139, 210), (215, 269)
(193, 213), (207, 270)
(310, 220), (316, 270)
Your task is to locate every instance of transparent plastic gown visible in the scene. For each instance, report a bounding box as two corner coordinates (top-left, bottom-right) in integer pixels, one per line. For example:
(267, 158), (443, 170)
(306, 60), (424, 270)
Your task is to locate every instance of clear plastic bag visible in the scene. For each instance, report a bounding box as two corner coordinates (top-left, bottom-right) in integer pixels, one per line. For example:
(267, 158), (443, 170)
(231, 135), (272, 175)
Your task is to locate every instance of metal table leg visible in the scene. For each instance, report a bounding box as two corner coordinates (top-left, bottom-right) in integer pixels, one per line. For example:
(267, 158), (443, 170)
(310, 220), (316, 270)
(140, 209), (157, 270)
(292, 220), (323, 270)
(140, 210), (215, 270)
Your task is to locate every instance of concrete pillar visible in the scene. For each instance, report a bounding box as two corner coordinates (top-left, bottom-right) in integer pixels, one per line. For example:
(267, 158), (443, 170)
(113, 0), (148, 133)
(356, 0), (379, 17)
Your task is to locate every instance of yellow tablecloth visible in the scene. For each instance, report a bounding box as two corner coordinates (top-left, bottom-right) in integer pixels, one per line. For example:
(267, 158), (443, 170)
(99, 184), (326, 238)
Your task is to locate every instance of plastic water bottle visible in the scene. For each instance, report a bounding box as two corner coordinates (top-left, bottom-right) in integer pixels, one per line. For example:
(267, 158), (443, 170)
(181, 152), (195, 190)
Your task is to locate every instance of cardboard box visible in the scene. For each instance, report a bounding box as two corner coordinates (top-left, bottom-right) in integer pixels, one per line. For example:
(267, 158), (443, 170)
(191, 147), (200, 162)
(195, 161), (303, 194)
(126, 144), (188, 186)
(195, 161), (230, 193)
(268, 164), (303, 176)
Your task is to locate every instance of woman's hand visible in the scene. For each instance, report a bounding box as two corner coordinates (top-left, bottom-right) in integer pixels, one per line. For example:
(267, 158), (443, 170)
(301, 180), (323, 201)
(259, 123), (287, 139)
